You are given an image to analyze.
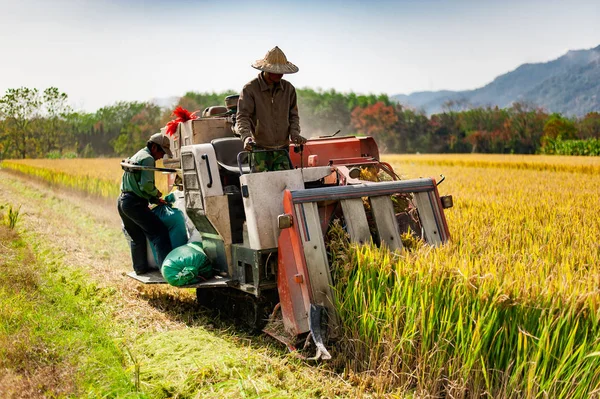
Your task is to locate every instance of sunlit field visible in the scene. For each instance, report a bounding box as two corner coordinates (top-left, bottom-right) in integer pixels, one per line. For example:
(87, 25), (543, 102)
(2, 154), (600, 397)
(0, 158), (169, 200)
(386, 153), (600, 174)
(330, 154), (600, 396)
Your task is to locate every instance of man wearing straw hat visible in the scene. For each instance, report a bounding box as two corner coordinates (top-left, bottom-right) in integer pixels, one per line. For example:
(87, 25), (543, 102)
(235, 46), (307, 172)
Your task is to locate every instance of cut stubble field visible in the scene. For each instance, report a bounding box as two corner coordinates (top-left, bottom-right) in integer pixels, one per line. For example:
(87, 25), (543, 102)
(1, 153), (600, 398)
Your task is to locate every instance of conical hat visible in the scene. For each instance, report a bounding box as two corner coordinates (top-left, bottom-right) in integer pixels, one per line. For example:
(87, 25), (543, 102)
(251, 46), (299, 74)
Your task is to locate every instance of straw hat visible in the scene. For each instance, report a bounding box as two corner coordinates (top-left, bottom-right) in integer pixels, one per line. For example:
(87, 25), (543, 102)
(251, 46), (299, 74)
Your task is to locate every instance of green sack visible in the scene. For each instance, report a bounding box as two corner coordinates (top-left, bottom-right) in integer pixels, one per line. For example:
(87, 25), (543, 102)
(150, 204), (188, 263)
(161, 242), (213, 286)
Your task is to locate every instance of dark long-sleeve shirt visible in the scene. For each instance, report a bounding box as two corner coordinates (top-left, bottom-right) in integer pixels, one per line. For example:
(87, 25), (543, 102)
(235, 72), (301, 148)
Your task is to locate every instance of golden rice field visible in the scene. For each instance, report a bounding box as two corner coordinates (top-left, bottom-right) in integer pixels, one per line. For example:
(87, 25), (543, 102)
(2, 154), (600, 397)
(387, 153), (600, 174)
(334, 154), (600, 397)
(385, 153), (600, 299)
(0, 158), (169, 200)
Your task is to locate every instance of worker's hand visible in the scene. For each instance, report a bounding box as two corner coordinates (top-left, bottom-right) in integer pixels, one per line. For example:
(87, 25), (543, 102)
(149, 196), (166, 205)
(244, 137), (255, 151)
(291, 135), (307, 145)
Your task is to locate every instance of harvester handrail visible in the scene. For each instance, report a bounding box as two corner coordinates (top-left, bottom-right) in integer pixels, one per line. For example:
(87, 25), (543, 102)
(289, 177), (437, 203)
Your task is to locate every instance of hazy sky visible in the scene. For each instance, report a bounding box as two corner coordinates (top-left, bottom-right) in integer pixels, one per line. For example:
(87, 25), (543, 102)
(1, 0), (599, 112)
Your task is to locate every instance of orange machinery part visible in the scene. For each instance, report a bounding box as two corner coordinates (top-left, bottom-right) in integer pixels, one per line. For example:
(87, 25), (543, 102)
(277, 190), (314, 337)
(289, 136), (380, 168)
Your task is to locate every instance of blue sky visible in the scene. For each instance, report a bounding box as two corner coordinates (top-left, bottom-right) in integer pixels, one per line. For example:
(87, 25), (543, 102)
(1, 0), (598, 112)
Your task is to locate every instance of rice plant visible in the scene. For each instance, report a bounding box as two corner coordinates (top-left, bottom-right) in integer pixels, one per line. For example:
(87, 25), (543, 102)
(7, 205), (21, 229)
(329, 155), (600, 397)
(0, 204), (21, 229)
(0, 158), (168, 200)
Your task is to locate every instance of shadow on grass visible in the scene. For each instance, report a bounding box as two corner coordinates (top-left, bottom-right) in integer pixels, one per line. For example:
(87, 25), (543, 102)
(132, 282), (289, 355)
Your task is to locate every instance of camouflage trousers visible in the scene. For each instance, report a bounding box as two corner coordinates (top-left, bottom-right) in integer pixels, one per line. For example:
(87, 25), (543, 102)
(249, 149), (292, 172)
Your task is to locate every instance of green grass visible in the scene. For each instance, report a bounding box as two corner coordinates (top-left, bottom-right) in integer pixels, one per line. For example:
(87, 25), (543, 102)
(0, 219), (140, 397)
(132, 329), (347, 398)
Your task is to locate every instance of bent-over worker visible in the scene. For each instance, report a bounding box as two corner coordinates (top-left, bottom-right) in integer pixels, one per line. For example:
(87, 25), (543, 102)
(117, 133), (173, 275)
(235, 46), (307, 172)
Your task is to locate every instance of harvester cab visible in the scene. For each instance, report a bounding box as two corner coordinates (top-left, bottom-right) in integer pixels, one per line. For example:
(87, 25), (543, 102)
(127, 98), (453, 359)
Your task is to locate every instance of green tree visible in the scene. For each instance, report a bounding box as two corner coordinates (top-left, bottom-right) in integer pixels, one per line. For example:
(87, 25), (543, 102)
(0, 119), (6, 158)
(41, 87), (72, 154)
(430, 111), (466, 153)
(543, 113), (578, 140)
(577, 112), (600, 139)
(178, 91), (236, 115)
(394, 106), (432, 153)
(92, 102), (156, 156)
(65, 111), (98, 156)
(296, 89), (391, 138)
(460, 107), (510, 153)
(505, 102), (548, 154)
(111, 103), (163, 156)
(0, 87), (42, 158)
(297, 89), (351, 137)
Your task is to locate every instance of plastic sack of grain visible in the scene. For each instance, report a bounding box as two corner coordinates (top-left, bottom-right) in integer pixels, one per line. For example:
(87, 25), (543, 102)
(161, 241), (213, 286)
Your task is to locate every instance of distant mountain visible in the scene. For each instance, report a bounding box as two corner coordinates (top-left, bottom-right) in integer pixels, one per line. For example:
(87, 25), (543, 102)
(392, 45), (600, 117)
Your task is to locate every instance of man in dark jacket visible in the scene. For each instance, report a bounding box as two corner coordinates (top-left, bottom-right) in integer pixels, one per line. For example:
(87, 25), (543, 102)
(235, 46), (307, 172)
(117, 133), (173, 275)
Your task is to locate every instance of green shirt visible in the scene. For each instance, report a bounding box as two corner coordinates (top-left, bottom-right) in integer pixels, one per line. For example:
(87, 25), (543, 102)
(120, 147), (159, 200)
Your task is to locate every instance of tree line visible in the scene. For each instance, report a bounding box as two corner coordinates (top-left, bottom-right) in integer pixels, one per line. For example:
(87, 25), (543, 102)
(351, 100), (600, 155)
(1, 86), (599, 159)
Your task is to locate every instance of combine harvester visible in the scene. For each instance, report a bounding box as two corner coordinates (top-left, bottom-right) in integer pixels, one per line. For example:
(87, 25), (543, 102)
(127, 97), (453, 359)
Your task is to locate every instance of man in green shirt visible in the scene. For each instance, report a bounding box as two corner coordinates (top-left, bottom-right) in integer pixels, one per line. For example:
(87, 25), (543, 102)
(117, 133), (173, 275)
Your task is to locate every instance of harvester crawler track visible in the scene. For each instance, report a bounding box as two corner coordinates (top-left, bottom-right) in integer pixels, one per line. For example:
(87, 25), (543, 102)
(196, 287), (278, 332)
